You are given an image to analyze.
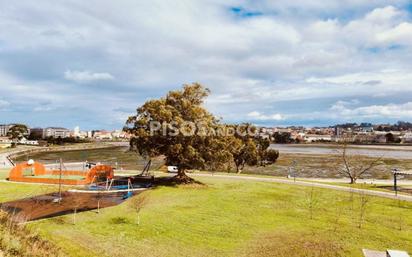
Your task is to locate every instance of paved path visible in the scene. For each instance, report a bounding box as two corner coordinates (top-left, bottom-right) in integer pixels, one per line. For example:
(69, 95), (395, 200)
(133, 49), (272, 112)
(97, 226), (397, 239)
(0, 151), (16, 168)
(190, 173), (412, 202)
(299, 177), (412, 186)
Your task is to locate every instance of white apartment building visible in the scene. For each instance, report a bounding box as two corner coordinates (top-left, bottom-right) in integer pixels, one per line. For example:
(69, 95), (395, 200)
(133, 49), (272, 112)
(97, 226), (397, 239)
(304, 134), (332, 142)
(0, 124), (14, 136)
(43, 127), (71, 138)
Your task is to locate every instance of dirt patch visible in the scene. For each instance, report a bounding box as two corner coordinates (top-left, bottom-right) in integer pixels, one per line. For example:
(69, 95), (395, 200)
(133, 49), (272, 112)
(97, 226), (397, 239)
(0, 190), (145, 223)
(239, 231), (344, 257)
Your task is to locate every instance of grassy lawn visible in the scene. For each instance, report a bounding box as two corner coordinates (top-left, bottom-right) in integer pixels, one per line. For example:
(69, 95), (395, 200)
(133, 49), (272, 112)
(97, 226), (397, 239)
(319, 181), (412, 195)
(0, 169), (72, 202)
(0, 181), (61, 203)
(0, 168), (9, 180)
(9, 176), (408, 257)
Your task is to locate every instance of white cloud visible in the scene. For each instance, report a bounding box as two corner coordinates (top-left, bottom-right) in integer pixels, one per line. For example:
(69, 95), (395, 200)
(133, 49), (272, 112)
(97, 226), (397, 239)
(247, 111), (284, 121)
(376, 22), (412, 45)
(0, 100), (10, 109)
(0, 1), (412, 127)
(330, 101), (412, 119)
(64, 70), (114, 83)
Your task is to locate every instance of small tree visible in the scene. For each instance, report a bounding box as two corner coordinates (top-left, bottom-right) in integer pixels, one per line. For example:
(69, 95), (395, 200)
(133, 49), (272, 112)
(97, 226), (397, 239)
(256, 137), (270, 166)
(385, 133), (395, 143)
(232, 138), (258, 173)
(397, 199), (405, 231)
(130, 193), (148, 225)
(338, 143), (382, 184)
(7, 124), (29, 142)
(357, 190), (369, 229)
(262, 149), (279, 166)
(272, 132), (293, 144)
(304, 186), (320, 220)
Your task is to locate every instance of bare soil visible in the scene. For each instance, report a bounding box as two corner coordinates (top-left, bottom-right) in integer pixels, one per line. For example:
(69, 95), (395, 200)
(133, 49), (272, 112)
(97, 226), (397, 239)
(0, 190), (144, 223)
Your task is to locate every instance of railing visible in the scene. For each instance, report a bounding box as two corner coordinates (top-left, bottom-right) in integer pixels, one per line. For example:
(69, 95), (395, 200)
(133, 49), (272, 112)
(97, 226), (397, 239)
(6, 156), (15, 166)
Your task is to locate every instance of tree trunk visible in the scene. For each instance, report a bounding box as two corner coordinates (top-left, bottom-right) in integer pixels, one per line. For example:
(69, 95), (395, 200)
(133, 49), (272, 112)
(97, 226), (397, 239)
(350, 177), (357, 184)
(237, 163), (245, 174)
(173, 168), (195, 184)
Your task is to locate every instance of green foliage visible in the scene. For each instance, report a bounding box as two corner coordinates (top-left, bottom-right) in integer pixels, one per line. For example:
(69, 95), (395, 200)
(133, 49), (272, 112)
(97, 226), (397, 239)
(125, 84), (280, 178)
(7, 124), (29, 141)
(125, 83), (233, 178)
(231, 125), (279, 172)
(262, 149), (279, 165)
(44, 136), (90, 145)
(0, 210), (62, 257)
(272, 131), (294, 144)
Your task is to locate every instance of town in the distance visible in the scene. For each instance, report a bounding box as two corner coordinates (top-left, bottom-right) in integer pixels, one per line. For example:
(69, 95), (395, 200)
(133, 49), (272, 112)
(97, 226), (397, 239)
(1, 121), (412, 149)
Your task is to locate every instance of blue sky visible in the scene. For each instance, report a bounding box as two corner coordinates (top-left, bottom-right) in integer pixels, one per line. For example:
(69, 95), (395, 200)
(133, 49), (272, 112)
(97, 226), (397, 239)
(1, 0), (412, 130)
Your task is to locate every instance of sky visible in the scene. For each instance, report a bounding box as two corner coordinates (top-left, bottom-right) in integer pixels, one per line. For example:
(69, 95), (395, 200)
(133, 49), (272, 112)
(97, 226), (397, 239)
(1, 0), (412, 130)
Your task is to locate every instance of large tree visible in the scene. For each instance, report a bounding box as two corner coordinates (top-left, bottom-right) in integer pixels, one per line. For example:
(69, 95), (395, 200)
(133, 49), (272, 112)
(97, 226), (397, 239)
(125, 83), (233, 182)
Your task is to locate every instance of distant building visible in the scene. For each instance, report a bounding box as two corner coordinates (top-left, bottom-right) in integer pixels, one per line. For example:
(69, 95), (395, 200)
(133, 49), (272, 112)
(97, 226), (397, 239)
(42, 127), (71, 138)
(360, 125), (374, 133)
(93, 130), (113, 140)
(18, 137), (39, 145)
(73, 126), (80, 137)
(402, 133), (412, 143)
(304, 134), (332, 142)
(0, 124), (30, 137)
(0, 124), (17, 136)
(334, 126), (343, 137)
(0, 124), (13, 136)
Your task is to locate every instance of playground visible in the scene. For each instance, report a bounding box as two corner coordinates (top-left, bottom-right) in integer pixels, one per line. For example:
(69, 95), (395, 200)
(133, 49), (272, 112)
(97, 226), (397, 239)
(1, 158), (154, 223)
(8, 160), (115, 185)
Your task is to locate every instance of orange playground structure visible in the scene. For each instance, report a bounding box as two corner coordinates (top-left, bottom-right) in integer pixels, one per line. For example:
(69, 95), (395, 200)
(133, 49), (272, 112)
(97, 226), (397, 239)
(9, 161), (114, 185)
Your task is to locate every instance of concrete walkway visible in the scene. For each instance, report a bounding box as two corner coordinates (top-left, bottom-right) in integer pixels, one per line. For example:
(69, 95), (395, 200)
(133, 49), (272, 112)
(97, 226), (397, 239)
(190, 173), (412, 202)
(0, 151), (16, 168)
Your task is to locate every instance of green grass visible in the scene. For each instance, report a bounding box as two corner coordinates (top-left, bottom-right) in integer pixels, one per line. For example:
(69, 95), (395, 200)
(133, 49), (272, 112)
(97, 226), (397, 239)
(11, 176), (409, 257)
(0, 181), (61, 203)
(0, 168), (9, 180)
(320, 181), (412, 195)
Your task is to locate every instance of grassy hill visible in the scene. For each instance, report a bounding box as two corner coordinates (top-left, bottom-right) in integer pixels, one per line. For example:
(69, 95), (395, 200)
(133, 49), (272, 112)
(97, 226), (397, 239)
(0, 176), (402, 257)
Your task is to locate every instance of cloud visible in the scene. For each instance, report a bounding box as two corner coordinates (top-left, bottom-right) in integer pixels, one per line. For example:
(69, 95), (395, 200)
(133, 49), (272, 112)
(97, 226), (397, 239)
(0, 100), (10, 109)
(64, 70), (114, 83)
(0, 1), (412, 128)
(330, 101), (412, 119)
(247, 111), (284, 121)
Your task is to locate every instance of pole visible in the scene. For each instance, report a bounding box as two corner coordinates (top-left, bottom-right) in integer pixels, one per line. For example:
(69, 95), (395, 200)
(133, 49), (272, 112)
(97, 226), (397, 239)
(58, 158), (63, 202)
(394, 172), (398, 196)
(73, 207), (77, 225)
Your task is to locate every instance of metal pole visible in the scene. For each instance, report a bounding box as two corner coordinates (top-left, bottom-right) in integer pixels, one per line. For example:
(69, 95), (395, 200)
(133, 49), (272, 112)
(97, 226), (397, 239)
(58, 158), (63, 202)
(394, 172), (398, 196)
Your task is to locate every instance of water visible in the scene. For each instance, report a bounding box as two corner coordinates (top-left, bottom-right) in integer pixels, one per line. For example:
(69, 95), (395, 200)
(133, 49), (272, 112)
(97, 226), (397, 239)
(270, 144), (412, 159)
